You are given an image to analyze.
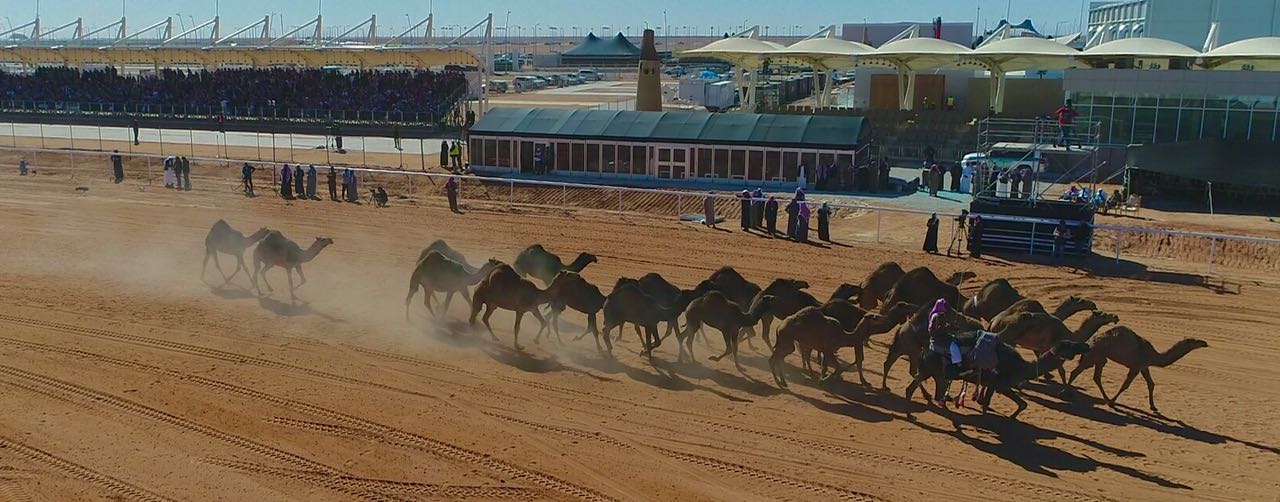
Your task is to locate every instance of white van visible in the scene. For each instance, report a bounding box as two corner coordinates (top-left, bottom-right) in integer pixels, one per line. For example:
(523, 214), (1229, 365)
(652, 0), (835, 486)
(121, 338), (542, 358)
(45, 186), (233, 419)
(578, 69), (601, 82)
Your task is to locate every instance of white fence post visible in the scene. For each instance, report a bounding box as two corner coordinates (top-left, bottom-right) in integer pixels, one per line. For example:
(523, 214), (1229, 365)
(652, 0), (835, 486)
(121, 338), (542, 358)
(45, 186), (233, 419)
(1114, 230), (1122, 263)
(617, 190), (623, 213)
(1030, 222), (1037, 255)
(1207, 237), (1217, 276)
(875, 210), (882, 243)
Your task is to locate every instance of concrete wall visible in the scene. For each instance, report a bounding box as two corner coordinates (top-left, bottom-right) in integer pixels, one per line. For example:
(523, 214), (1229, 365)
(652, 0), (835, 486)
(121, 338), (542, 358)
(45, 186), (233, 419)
(1064, 68), (1280, 96)
(854, 68), (976, 109)
(965, 78), (1066, 117)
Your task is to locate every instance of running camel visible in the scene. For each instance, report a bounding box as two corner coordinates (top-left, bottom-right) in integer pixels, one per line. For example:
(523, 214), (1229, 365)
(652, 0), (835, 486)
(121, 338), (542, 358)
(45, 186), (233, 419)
(250, 231), (334, 304)
(202, 220), (269, 285)
(404, 251), (500, 319)
(512, 244), (598, 285)
(469, 263), (551, 350)
(1067, 326), (1208, 412)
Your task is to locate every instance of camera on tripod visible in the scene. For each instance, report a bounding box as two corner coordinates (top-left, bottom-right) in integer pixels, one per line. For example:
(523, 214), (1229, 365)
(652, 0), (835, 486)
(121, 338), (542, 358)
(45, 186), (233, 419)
(955, 209), (969, 229)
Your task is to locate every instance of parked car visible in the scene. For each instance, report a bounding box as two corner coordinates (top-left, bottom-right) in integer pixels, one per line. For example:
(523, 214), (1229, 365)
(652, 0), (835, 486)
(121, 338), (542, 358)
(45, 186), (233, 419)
(578, 69), (601, 82)
(487, 80), (509, 93)
(663, 66), (687, 77)
(561, 73), (584, 85)
(531, 76), (550, 88)
(512, 75), (539, 91)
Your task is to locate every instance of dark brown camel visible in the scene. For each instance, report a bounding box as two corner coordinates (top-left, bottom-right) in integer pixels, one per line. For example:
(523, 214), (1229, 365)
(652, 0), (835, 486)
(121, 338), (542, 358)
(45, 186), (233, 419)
(601, 280), (675, 357)
(881, 303), (985, 390)
(961, 279), (1023, 322)
(250, 231), (334, 304)
(829, 283), (863, 302)
(987, 296), (1097, 333)
(202, 220), (269, 285)
(749, 278), (819, 349)
(538, 271), (607, 347)
(404, 251), (500, 319)
(676, 291), (773, 369)
(705, 266), (762, 309)
(998, 310), (1120, 383)
(469, 263), (550, 350)
(416, 239), (477, 274)
(840, 302), (918, 386)
(1068, 327), (1208, 412)
(879, 267), (974, 314)
(905, 336), (1092, 419)
(636, 273), (715, 339)
(773, 301), (917, 387)
(857, 262), (906, 310)
(512, 244), (598, 285)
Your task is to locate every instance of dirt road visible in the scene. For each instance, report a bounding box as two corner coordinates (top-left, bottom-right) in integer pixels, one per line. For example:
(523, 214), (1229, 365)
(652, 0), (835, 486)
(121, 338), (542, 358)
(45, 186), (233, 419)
(0, 166), (1276, 501)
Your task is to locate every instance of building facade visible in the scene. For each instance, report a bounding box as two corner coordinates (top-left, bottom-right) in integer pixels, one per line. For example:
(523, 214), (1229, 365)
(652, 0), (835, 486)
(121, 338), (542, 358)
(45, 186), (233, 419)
(1087, 0), (1280, 49)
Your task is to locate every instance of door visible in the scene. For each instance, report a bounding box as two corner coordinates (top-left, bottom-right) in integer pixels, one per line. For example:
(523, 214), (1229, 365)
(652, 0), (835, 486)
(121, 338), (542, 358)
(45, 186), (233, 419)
(656, 147), (688, 179)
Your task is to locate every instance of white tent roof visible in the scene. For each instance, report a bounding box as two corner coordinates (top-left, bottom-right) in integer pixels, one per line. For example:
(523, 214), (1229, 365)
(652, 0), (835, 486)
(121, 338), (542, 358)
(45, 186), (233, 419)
(971, 36), (1079, 71)
(1203, 36), (1280, 58)
(1083, 37), (1200, 58)
(680, 37), (783, 67)
(875, 37), (973, 56)
(767, 38), (874, 69)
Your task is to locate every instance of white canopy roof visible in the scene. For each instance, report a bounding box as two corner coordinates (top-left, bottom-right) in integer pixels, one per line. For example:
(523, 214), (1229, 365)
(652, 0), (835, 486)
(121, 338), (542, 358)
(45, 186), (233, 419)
(767, 38), (874, 68)
(1082, 38), (1200, 58)
(681, 37), (783, 67)
(970, 37), (1079, 71)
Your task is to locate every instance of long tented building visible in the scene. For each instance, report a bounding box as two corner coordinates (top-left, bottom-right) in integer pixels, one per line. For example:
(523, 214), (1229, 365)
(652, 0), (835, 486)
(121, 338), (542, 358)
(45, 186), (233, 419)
(468, 108), (869, 184)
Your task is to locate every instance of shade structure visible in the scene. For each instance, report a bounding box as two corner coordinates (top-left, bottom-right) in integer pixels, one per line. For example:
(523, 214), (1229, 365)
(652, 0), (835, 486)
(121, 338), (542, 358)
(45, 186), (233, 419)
(561, 32), (642, 67)
(1201, 37), (1280, 71)
(767, 37), (875, 69)
(1082, 37), (1201, 59)
(680, 37), (783, 68)
(861, 37), (976, 70)
(971, 36), (1080, 71)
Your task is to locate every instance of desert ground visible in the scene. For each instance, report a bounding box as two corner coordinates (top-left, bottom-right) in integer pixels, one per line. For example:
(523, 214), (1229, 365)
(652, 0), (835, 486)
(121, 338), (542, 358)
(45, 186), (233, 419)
(0, 147), (1277, 502)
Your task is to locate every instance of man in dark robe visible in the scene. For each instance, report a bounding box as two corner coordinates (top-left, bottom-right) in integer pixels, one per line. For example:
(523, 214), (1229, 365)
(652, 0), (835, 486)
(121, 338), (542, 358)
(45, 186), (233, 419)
(327, 166), (338, 201)
(280, 164), (293, 199)
(293, 165), (305, 199)
(817, 202), (832, 242)
(752, 188), (765, 228)
(950, 163), (962, 192)
(739, 190), (752, 231)
(923, 214), (940, 253)
(785, 198), (800, 239)
(764, 196), (779, 236)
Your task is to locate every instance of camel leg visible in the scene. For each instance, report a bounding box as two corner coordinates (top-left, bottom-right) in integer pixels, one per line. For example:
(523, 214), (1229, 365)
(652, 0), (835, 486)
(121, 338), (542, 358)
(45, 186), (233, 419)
(422, 288), (437, 316)
(740, 326), (757, 350)
(708, 327), (735, 363)
(294, 266), (307, 288)
(1140, 368), (1159, 413)
(1067, 358), (1092, 387)
(207, 252), (228, 283)
(882, 340), (902, 390)
(201, 250), (212, 280)
(729, 327), (745, 372)
(1110, 369), (1140, 407)
(229, 253), (248, 283)
(769, 340), (795, 388)
(286, 268), (297, 304)
(468, 293), (483, 326)
(512, 310), (526, 350)
(819, 349), (841, 381)
(1091, 363), (1112, 403)
(760, 315), (774, 350)
(674, 321), (697, 362)
(853, 343), (870, 386)
(1000, 387), (1029, 419)
(442, 291), (456, 313)
(481, 305), (499, 340)
(257, 264), (275, 293)
(801, 349), (815, 379)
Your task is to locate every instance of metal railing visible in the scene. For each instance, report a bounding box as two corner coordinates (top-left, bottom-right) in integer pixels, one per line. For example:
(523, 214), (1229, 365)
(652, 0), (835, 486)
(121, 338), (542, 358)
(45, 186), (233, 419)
(0, 99), (468, 125)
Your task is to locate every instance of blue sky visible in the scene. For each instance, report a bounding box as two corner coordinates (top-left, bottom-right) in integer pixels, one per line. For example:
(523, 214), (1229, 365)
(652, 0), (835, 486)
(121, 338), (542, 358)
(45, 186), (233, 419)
(4, 0), (1089, 38)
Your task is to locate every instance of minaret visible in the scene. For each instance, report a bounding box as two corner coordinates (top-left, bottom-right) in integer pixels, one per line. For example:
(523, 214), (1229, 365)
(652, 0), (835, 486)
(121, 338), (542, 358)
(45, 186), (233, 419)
(635, 29), (662, 112)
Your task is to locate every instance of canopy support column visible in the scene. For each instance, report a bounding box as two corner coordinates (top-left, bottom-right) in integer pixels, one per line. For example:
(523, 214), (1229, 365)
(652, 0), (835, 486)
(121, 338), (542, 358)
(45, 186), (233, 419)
(898, 69), (917, 111)
(989, 67), (1008, 114)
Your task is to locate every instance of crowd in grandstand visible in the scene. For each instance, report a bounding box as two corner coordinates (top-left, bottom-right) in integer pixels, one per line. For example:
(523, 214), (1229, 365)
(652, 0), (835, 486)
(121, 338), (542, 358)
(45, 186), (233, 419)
(0, 67), (468, 117)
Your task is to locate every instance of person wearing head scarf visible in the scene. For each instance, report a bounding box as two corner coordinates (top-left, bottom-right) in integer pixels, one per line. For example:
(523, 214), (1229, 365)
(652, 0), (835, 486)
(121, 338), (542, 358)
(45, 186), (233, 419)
(280, 164), (293, 199)
(347, 168), (359, 202)
(293, 164), (305, 200)
(327, 166), (338, 201)
(794, 187), (806, 202)
(764, 196), (779, 236)
(163, 157), (176, 188)
(928, 298), (964, 407)
(797, 200), (812, 242)
(784, 196), (799, 239)
(446, 174), (461, 213)
(751, 188), (765, 228)
(440, 140), (450, 170)
(739, 190), (752, 231)
(703, 192), (717, 228)
(306, 165), (318, 200)
(817, 202), (832, 242)
(968, 215), (984, 258)
(923, 213), (940, 254)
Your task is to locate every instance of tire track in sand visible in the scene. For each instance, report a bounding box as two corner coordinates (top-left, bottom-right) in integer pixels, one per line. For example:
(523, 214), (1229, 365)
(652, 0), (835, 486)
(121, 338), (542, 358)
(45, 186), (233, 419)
(0, 335), (612, 502)
(0, 435), (174, 502)
(203, 456), (539, 500)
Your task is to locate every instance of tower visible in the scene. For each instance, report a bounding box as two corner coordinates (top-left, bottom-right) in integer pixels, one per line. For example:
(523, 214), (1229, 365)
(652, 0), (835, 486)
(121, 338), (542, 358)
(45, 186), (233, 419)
(635, 29), (662, 112)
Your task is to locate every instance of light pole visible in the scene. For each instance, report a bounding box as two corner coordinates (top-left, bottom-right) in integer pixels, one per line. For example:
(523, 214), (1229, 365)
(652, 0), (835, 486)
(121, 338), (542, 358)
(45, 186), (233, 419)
(1054, 20), (1068, 36)
(534, 22), (540, 39)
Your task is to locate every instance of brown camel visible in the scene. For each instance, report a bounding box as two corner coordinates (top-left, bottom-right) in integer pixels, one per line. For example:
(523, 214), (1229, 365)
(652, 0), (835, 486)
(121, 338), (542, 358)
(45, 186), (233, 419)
(512, 244), (598, 285)
(636, 273), (713, 339)
(469, 263), (550, 350)
(705, 266), (761, 308)
(601, 279), (677, 357)
(829, 283), (863, 302)
(987, 296), (1098, 332)
(404, 251), (500, 319)
(880, 267), (973, 314)
(538, 271), (607, 347)
(1068, 327), (1208, 412)
(676, 291), (773, 369)
(416, 239), (476, 274)
(776, 301), (917, 388)
(202, 220), (269, 284)
(857, 262), (906, 310)
(881, 303), (985, 390)
(250, 231), (333, 304)
(961, 279), (1023, 322)
(748, 278), (819, 349)
(999, 310), (1120, 383)
(841, 302), (919, 386)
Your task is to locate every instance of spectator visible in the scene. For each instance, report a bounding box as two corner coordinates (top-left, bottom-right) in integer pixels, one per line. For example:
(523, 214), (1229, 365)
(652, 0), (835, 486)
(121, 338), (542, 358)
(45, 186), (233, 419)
(327, 166), (338, 201)
(280, 164), (294, 199)
(924, 145), (937, 166)
(449, 141), (463, 171)
(969, 215), (984, 258)
(949, 162), (961, 192)
(242, 162), (256, 196)
(293, 164), (305, 200)
(181, 157), (192, 191)
(533, 145), (544, 174)
(131, 118), (140, 145)
(1055, 99), (1080, 149)
(18, 158), (29, 176)
(446, 175), (462, 213)
(1053, 219), (1072, 262)
(785, 196), (799, 239)
(307, 165), (318, 200)
(817, 202), (831, 242)
(796, 164), (808, 190)
(796, 200), (811, 243)
(702, 192), (717, 228)
(439, 140), (449, 169)
(372, 187), (389, 207)
(764, 196), (779, 237)
(923, 213), (939, 254)
(393, 125), (402, 151)
(163, 157), (176, 188)
(738, 190), (751, 231)
(110, 150), (124, 183)
(929, 163), (942, 197)
(339, 168), (349, 201)
(751, 188), (764, 228)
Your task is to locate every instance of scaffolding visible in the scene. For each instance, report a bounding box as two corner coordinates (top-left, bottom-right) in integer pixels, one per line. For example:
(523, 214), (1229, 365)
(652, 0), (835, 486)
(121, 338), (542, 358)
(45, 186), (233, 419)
(974, 117), (1103, 204)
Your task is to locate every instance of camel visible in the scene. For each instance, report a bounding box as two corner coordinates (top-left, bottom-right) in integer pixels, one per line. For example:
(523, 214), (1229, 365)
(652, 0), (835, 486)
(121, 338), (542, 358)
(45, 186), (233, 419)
(469, 263), (550, 350)
(879, 267), (974, 314)
(637, 273), (705, 339)
(987, 296), (1097, 333)
(202, 220), (269, 285)
(881, 303), (985, 390)
(601, 280), (676, 357)
(416, 239), (476, 274)
(841, 302), (919, 386)
(772, 302), (917, 388)
(705, 266), (762, 309)
(250, 231), (333, 304)
(538, 271), (607, 347)
(1068, 327), (1208, 412)
(857, 262), (906, 310)
(512, 244), (598, 285)
(905, 336), (1092, 419)
(829, 283), (863, 302)
(404, 251), (500, 319)
(676, 291), (773, 369)
(998, 310), (1120, 383)
(960, 279), (1022, 322)
(749, 278), (819, 349)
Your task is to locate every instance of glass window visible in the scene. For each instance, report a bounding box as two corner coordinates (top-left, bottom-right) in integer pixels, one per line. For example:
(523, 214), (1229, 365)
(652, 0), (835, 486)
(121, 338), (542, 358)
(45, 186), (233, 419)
(602, 144), (616, 173)
(800, 152), (818, 180)
(697, 148), (713, 177)
(469, 139), (482, 162)
(1154, 107), (1179, 143)
(658, 148), (671, 162)
(616, 145), (631, 174)
(713, 148), (730, 178)
(1226, 110), (1252, 142)
(1204, 97), (1229, 110)
(673, 149), (686, 163)
(1132, 107), (1157, 145)
(586, 144), (601, 172)
(1109, 105), (1135, 144)
(556, 142), (570, 171)
(1252, 108), (1277, 142)
(782, 151), (799, 180)
(632, 146), (648, 175)
(485, 139), (498, 166)
(571, 143), (586, 171)
(1136, 95), (1158, 107)
(1181, 96), (1205, 109)
(748, 150), (764, 181)
(1178, 108), (1203, 141)
(1202, 109), (1226, 139)
(730, 149), (747, 179)
(765, 150), (782, 180)
(497, 140), (511, 167)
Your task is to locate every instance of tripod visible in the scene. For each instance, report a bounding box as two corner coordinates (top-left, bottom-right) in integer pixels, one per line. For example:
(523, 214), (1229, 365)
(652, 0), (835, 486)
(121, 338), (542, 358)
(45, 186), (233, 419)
(947, 220), (968, 257)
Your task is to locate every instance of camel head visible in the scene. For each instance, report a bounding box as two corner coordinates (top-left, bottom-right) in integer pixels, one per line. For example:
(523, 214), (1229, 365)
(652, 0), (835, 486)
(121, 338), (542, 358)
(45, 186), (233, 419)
(830, 283), (862, 302)
(1064, 295), (1097, 311)
(763, 278), (809, 294)
(249, 227), (271, 241)
(945, 271), (977, 286)
(569, 253), (599, 270)
(612, 277), (639, 292)
(1177, 338), (1210, 351)
(882, 301), (918, 323)
(1047, 339), (1091, 360)
(1087, 310), (1120, 326)
(312, 237), (335, 249)
(480, 258), (503, 275)
(748, 294), (775, 318)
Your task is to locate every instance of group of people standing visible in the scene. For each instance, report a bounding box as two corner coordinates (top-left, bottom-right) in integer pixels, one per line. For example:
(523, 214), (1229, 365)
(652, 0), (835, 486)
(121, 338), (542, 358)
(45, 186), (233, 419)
(163, 156), (193, 191)
(270, 164), (357, 203)
(706, 188), (832, 243)
(440, 140), (465, 172)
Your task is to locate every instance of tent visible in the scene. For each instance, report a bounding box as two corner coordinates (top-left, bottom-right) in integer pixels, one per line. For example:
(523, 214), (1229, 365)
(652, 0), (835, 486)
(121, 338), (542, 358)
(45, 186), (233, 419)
(561, 32), (642, 67)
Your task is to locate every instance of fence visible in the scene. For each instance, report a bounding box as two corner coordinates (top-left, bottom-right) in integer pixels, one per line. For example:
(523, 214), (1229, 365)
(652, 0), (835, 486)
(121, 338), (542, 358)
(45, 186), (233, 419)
(0, 99), (463, 126)
(3, 141), (1278, 282)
